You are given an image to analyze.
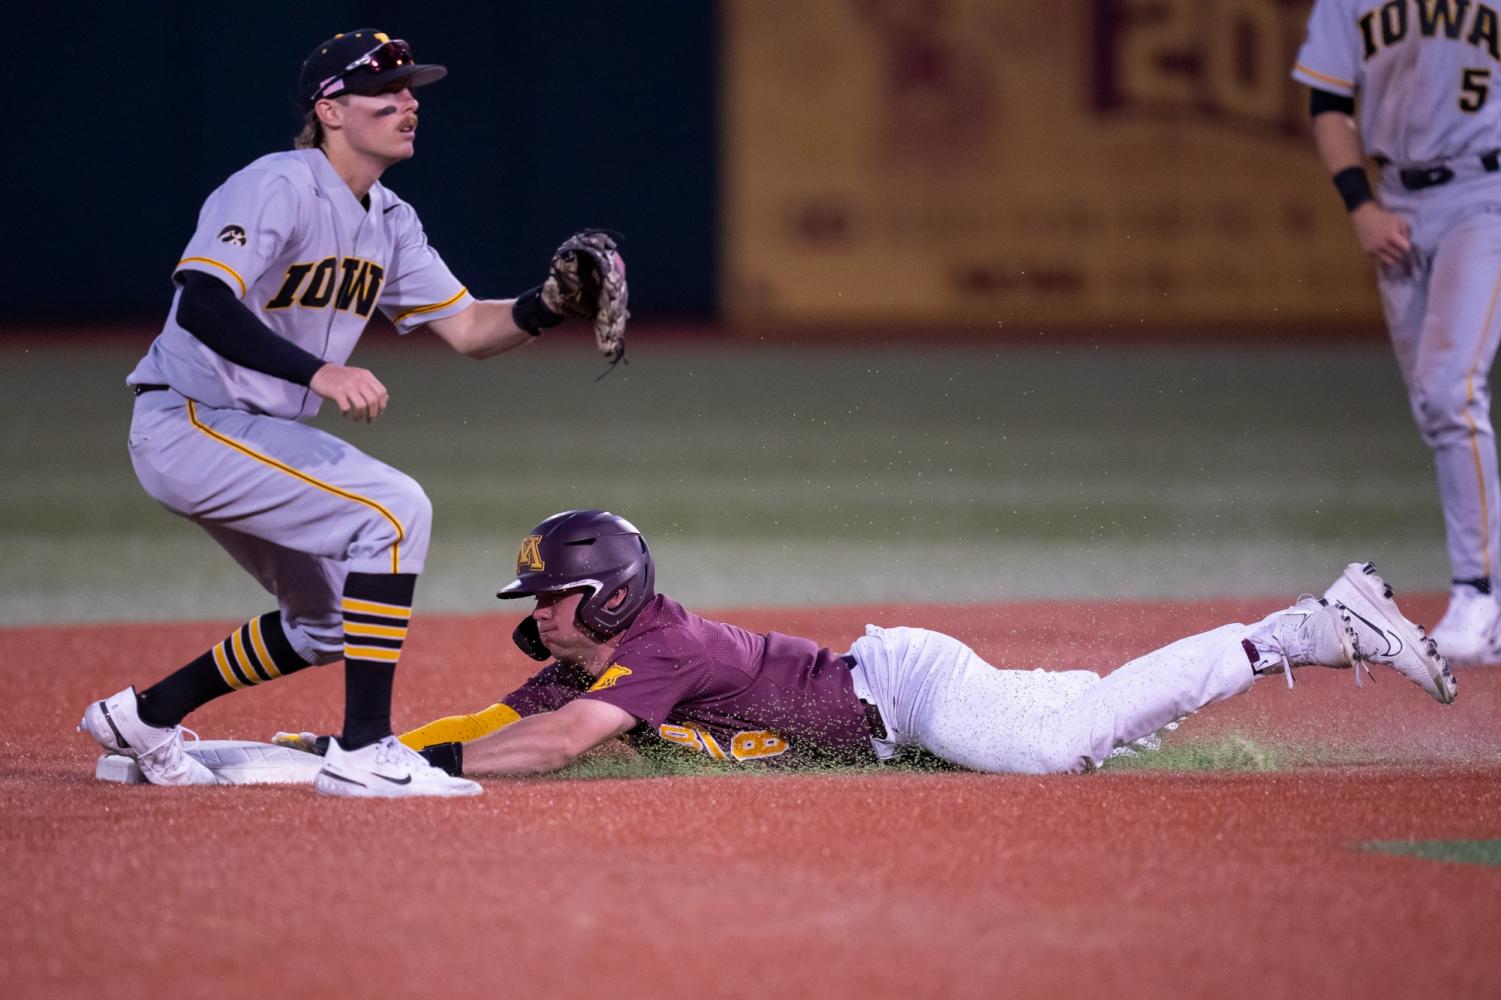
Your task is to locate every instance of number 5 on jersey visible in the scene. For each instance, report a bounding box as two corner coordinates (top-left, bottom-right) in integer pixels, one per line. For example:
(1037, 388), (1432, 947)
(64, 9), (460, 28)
(1461, 67), (1490, 111)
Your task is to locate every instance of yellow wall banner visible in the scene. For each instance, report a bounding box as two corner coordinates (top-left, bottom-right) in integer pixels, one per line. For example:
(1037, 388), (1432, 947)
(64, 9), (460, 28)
(722, 0), (1382, 331)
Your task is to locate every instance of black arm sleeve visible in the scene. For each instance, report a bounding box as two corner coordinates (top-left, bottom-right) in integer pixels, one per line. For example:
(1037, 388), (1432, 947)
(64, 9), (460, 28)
(174, 271), (326, 386)
(1310, 88), (1355, 117)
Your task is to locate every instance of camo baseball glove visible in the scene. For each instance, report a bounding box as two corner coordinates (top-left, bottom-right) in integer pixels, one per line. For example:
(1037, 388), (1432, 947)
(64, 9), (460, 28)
(541, 230), (629, 364)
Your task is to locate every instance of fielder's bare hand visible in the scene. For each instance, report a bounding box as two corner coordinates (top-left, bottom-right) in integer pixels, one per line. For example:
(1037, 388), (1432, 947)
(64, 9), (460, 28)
(311, 363), (389, 423)
(1351, 203), (1412, 268)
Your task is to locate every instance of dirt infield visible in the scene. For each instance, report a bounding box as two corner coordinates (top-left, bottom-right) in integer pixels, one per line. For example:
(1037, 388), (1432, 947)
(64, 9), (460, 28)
(4, 596), (1499, 1000)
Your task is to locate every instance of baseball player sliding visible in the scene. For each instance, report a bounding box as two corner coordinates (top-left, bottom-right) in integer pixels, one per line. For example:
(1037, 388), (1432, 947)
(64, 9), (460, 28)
(1293, 0), (1501, 667)
(306, 510), (1454, 779)
(78, 30), (627, 798)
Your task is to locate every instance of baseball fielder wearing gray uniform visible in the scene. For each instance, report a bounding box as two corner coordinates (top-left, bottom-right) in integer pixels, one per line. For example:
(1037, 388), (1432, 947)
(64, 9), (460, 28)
(1294, 0), (1501, 667)
(79, 30), (612, 797)
(357, 510), (1454, 780)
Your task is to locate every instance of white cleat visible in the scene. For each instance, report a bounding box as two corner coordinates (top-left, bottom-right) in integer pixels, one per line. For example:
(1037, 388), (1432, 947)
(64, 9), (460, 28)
(1430, 585), (1501, 668)
(1322, 562), (1458, 704)
(78, 686), (218, 785)
(1248, 595), (1348, 686)
(314, 735), (482, 798)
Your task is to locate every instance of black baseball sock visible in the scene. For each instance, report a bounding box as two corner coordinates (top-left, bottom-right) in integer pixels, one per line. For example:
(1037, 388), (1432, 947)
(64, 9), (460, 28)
(340, 572), (418, 750)
(136, 611), (312, 728)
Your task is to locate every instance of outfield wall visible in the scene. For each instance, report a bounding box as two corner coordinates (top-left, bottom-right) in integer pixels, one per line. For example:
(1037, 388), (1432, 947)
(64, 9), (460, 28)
(722, 0), (1376, 332)
(11, 2), (1366, 333)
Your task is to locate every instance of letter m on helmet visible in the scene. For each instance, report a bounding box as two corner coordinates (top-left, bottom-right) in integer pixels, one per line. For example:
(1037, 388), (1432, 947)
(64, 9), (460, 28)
(516, 534), (545, 572)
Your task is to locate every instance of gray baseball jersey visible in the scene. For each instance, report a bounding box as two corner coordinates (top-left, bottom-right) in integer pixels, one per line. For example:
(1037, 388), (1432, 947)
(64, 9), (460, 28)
(125, 148), (472, 662)
(128, 148), (472, 419)
(1293, 0), (1501, 652)
(1293, 0), (1501, 163)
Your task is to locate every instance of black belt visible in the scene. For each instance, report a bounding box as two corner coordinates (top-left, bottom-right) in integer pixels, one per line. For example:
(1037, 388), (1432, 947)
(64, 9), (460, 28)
(1377, 150), (1501, 191)
(132, 383), (169, 395)
(840, 654), (889, 742)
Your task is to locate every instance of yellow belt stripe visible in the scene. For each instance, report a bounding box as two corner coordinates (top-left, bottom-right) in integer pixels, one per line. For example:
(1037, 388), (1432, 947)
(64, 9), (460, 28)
(1294, 63), (1354, 91)
(1464, 274), (1501, 577)
(344, 644), (403, 662)
(186, 399), (405, 573)
(343, 621), (409, 639)
(178, 257), (248, 298)
(212, 643), (246, 690)
(341, 597), (413, 619)
(392, 287), (469, 324)
(248, 616), (283, 680)
(229, 627), (262, 684)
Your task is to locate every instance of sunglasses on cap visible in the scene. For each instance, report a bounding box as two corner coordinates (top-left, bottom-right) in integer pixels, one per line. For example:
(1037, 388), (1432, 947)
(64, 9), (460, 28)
(314, 39), (415, 101)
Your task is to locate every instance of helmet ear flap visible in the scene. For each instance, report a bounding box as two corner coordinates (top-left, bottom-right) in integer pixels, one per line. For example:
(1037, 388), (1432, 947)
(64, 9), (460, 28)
(512, 615), (552, 661)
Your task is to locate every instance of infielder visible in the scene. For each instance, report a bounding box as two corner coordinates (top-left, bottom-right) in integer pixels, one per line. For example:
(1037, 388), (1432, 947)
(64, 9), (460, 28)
(1293, 0), (1501, 666)
(341, 510), (1456, 778)
(78, 30), (627, 798)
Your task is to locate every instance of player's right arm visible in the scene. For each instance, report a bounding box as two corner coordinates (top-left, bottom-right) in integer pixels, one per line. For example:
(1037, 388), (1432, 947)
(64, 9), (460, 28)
(173, 166), (392, 422)
(173, 272), (389, 422)
(1292, 0), (1410, 268)
(396, 658), (598, 749)
(1309, 99), (1411, 268)
(461, 699), (639, 775)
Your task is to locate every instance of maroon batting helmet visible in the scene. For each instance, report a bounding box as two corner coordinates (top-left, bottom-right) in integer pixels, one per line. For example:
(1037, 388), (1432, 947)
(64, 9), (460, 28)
(497, 509), (655, 641)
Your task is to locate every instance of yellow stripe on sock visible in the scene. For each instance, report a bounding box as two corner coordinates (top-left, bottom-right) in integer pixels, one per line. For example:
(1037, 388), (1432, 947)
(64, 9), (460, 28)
(341, 597), (413, 619)
(229, 627), (264, 684)
(399, 703), (522, 749)
(344, 644), (403, 662)
(342, 621), (409, 639)
(248, 616), (283, 679)
(212, 642), (246, 690)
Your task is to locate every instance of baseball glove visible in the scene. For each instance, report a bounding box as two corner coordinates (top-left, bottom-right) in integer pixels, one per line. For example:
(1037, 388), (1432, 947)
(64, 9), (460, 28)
(540, 230), (629, 364)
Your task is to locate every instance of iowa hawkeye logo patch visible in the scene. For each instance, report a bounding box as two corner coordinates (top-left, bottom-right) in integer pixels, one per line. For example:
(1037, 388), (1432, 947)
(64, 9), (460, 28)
(217, 224), (247, 246)
(589, 664), (632, 691)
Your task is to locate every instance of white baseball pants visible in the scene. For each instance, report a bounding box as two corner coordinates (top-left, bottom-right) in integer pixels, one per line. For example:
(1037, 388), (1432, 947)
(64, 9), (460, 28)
(846, 621), (1259, 774)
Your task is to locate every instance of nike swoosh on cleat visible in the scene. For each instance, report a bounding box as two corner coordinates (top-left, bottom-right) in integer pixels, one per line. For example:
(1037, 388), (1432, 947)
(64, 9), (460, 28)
(318, 769), (367, 788)
(375, 773), (413, 786)
(100, 702), (132, 750)
(1343, 607), (1402, 658)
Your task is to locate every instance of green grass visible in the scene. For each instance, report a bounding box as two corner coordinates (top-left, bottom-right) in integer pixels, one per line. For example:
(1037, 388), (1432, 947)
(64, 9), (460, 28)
(1361, 840), (1501, 867)
(550, 734), (1308, 779)
(546, 733), (1499, 779)
(1099, 734), (1284, 771)
(0, 337), (1469, 624)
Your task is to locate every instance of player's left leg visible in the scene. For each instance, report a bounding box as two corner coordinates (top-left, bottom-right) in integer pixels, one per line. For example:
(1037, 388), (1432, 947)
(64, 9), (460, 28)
(893, 622), (1261, 774)
(867, 566), (1453, 774)
(848, 625), (1113, 772)
(1406, 206), (1501, 665)
(1040, 563), (1455, 770)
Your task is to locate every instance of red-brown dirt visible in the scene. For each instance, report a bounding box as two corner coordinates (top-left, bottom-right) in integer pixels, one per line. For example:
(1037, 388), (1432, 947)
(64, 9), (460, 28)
(3, 596), (1498, 1000)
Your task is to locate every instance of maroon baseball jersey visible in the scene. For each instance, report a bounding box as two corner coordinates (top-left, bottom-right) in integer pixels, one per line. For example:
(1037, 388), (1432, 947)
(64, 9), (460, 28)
(502, 595), (877, 766)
